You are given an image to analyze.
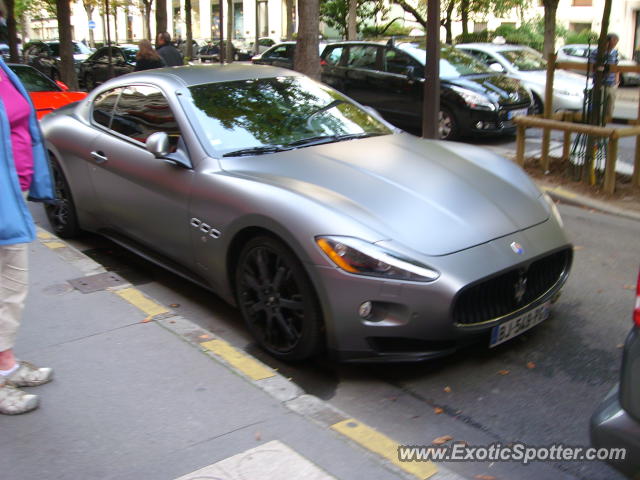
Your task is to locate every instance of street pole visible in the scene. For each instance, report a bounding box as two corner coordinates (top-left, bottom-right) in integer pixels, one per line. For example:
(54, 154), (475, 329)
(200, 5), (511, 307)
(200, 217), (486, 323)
(105, 0), (113, 79)
(422, 0), (440, 139)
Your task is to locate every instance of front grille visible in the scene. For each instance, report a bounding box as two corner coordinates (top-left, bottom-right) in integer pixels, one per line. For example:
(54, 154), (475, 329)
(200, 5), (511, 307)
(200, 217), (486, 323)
(453, 247), (572, 326)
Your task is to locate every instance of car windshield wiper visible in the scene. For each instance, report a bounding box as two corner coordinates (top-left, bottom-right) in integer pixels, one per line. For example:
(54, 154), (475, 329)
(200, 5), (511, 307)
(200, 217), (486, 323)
(285, 132), (385, 149)
(305, 99), (346, 128)
(222, 145), (292, 157)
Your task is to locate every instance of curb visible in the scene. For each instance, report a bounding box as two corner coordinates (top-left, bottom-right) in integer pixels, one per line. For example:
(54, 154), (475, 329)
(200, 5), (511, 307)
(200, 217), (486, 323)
(35, 226), (462, 480)
(539, 184), (640, 222)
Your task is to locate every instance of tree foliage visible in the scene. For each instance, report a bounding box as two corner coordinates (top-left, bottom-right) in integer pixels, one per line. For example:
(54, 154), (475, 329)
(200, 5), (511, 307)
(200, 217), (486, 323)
(319, 0), (389, 38)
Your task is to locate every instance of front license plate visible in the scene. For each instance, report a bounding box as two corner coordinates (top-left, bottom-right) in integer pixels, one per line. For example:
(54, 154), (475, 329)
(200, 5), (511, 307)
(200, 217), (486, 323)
(507, 108), (528, 120)
(489, 302), (550, 348)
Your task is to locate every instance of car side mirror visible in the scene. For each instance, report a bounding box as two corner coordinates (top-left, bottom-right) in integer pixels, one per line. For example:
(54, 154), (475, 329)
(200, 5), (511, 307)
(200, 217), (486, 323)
(146, 131), (170, 157)
(489, 62), (504, 72)
(406, 65), (416, 81)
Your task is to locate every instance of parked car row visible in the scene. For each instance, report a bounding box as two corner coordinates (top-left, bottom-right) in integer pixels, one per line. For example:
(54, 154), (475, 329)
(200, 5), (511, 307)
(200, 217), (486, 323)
(253, 39), (589, 140)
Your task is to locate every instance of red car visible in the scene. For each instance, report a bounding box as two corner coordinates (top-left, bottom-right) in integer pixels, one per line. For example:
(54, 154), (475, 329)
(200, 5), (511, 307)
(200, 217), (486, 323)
(8, 63), (87, 119)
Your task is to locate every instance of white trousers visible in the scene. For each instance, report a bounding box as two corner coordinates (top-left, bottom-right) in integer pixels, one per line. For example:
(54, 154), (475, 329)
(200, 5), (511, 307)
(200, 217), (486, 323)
(0, 243), (28, 352)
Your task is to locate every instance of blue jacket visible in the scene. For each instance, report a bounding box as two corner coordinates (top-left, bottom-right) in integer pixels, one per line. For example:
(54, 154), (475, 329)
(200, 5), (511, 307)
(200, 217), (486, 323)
(0, 57), (55, 246)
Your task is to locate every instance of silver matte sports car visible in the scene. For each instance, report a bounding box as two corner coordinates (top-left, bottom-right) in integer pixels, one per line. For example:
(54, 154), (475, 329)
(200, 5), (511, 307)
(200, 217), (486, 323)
(41, 64), (573, 362)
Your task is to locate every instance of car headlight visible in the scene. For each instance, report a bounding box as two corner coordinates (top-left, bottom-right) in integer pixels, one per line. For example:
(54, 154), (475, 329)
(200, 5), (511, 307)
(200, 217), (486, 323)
(315, 236), (439, 282)
(543, 193), (563, 228)
(450, 85), (496, 111)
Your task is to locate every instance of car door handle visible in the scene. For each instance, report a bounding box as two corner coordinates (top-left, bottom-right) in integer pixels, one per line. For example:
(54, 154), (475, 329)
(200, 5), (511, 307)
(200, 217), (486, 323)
(90, 151), (108, 164)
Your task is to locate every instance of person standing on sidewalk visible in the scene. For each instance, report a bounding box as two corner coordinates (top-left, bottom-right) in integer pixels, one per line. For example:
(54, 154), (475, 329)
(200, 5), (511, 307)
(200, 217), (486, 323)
(0, 56), (55, 415)
(155, 32), (183, 67)
(134, 39), (166, 71)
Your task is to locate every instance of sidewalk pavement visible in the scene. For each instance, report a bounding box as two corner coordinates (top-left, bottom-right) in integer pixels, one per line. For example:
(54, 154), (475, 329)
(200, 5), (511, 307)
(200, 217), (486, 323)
(0, 228), (461, 480)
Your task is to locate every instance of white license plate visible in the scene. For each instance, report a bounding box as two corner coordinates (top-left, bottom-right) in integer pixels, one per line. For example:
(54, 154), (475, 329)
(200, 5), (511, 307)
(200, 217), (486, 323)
(507, 108), (528, 120)
(489, 302), (550, 348)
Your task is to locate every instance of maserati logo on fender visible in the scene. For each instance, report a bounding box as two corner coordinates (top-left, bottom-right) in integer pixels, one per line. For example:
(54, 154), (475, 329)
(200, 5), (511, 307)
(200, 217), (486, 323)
(510, 242), (524, 255)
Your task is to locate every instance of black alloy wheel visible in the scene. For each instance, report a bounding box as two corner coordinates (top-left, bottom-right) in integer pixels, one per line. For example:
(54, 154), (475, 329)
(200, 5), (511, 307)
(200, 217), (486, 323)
(84, 73), (95, 91)
(235, 236), (323, 361)
(44, 158), (81, 238)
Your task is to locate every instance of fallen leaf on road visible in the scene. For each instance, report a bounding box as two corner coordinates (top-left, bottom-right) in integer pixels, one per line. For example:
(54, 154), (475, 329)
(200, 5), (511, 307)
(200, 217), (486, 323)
(255, 431), (262, 441)
(434, 407), (444, 414)
(432, 435), (453, 445)
(617, 344), (624, 349)
(497, 369), (510, 376)
(475, 475), (497, 480)
(199, 334), (211, 339)
(169, 303), (180, 308)
(573, 245), (584, 251)
(526, 361), (536, 369)
(141, 315), (153, 323)
(444, 386), (452, 393)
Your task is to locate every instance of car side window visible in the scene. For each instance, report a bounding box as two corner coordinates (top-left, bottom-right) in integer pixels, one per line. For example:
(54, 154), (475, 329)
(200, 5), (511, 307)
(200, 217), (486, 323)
(465, 50), (493, 66)
(323, 46), (344, 66)
(264, 45), (288, 59)
(110, 85), (181, 150)
(384, 49), (421, 75)
(112, 50), (125, 64)
(92, 88), (121, 129)
(347, 46), (379, 70)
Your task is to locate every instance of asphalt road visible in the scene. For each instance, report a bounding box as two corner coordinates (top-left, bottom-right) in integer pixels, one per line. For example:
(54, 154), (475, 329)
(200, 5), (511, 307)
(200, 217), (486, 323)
(30, 182), (639, 480)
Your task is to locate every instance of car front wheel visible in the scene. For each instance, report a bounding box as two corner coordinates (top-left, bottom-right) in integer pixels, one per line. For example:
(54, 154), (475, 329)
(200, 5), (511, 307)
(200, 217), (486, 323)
(439, 108), (459, 140)
(235, 236), (324, 361)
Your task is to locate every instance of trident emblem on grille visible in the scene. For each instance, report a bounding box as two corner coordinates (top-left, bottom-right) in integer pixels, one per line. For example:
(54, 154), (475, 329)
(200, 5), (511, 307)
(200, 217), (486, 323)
(514, 273), (527, 304)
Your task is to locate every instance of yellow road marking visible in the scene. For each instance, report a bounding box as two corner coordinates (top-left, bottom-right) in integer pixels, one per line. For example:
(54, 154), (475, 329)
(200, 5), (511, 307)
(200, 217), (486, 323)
(42, 241), (67, 249)
(545, 186), (577, 199)
(114, 287), (170, 317)
(331, 419), (438, 479)
(200, 339), (276, 381)
(37, 231), (54, 239)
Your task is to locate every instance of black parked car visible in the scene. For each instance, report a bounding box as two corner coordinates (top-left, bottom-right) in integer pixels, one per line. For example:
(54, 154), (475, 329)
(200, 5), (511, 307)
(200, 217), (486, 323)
(80, 45), (138, 90)
(23, 40), (92, 80)
(252, 41), (326, 70)
(320, 41), (533, 140)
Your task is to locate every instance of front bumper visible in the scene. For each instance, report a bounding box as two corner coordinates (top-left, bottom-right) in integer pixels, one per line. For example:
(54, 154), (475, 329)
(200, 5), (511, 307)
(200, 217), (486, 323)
(309, 218), (572, 362)
(460, 105), (531, 136)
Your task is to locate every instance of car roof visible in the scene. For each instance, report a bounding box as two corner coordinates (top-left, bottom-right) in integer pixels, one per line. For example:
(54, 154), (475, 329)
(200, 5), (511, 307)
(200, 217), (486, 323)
(108, 63), (302, 88)
(456, 42), (531, 52)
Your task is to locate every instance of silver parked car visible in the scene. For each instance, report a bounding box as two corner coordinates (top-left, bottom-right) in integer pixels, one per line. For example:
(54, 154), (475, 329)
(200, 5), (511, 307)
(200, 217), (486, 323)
(456, 43), (588, 113)
(42, 64), (573, 362)
(557, 44), (640, 86)
(591, 269), (640, 478)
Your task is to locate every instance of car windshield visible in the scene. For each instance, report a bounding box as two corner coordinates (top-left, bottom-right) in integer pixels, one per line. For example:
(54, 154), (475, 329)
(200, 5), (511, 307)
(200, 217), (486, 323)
(48, 42), (92, 56)
(8, 65), (59, 92)
(401, 44), (491, 77)
(500, 48), (546, 71)
(121, 47), (138, 63)
(186, 76), (392, 156)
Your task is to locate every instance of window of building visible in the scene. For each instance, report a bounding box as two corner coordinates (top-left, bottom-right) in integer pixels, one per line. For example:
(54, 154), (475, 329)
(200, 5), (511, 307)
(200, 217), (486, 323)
(474, 22), (488, 33)
(572, 0), (592, 6)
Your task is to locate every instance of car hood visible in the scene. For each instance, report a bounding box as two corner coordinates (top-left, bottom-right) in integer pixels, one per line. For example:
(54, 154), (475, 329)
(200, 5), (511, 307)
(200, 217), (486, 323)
(220, 134), (548, 256)
(517, 69), (587, 90)
(443, 73), (530, 105)
(29, 91), (88, 119)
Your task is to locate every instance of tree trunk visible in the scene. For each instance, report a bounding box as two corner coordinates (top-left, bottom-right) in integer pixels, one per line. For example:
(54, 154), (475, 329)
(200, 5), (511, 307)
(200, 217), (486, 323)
(285, 0), (294, 40)
(347, 0), (357, 40)
(142, 0), (152, 40)
(84, 4), (95, 47)
(542, 0), (558, 59)
(226, 0), (233, 61)
(156, 0), (167, 36)
(56, 0), (78, 89)
(443, 0), (454, 44)
(460, 0), (469, 36)
(185, 0), (193, 60)
(294, 0), (320, 80)
(5, 0), (19, 62)
(112, 6), (118, 43)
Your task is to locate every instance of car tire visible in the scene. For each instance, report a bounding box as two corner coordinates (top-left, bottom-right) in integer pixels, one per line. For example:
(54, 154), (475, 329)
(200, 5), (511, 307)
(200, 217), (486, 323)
(438, 107), (459, 140)
(84, 73), (95, 91)
(235, 235), (324, 361)
(531, 93), (543, 115)
(44, 157), (81, 239)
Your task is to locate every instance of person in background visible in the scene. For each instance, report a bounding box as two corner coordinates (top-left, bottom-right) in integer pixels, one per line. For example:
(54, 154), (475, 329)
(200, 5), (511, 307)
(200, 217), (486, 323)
(155, 32), (183, 67)
(135, 39), (166, 71)
(0, 56), (55, 415)
(590, 33), (620, 124)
